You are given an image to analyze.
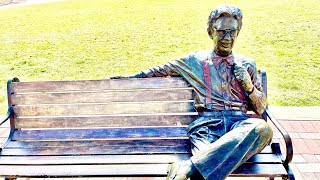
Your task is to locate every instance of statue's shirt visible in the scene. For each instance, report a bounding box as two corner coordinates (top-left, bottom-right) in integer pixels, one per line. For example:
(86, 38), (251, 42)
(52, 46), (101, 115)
(139, 50), (266, 114)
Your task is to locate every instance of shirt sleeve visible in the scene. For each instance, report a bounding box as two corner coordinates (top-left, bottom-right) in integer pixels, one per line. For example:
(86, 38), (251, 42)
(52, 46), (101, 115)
(127, 57), (193, 78)
(245, 61), (267, 115)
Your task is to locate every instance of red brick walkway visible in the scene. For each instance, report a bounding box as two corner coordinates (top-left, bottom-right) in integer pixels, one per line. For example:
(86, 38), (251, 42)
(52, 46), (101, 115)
(269, 107), (320, 180)
(1, 106), (319, 180)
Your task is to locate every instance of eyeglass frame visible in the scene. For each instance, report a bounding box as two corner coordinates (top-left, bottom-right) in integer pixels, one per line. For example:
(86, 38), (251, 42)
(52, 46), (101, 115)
(212, 27), (239, 39)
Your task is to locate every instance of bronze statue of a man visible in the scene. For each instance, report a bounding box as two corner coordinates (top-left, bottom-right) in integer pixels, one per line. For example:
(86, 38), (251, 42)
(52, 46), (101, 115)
(113, 4), (273, 180)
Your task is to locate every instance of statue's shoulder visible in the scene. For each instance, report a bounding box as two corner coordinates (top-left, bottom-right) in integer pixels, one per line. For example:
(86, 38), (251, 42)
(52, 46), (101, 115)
(233, 53), (256, 68)
(182, 50), (211, 62)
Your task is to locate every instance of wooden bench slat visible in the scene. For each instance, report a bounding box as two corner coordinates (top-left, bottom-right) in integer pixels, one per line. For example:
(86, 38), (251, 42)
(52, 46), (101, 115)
(0, 164), (288, 177)
(0, 154), (190, 165)
(0, 164), (167, 177)
(247, 154), (282, 163)
(12, 127), (188, 141)
(10, 128), (275, 153)
(0, 146), (191, 156)
(5, 140), (275, 156)
(2, 144), (277, 159)
(0, 154), (281, 165)
(13, 102), (195, 116)
(6, 139), (191, 149)
(231, 163), (287, 177)
(12, 89), (193, 105)
(15, 114), (196, 129)
(11, 78), (189, 93)
(5, 141), (279, 163)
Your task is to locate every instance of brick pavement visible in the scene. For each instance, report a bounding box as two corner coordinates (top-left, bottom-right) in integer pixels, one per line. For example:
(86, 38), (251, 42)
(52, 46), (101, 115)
(269, 106), (320, 180)
(0, 106), (319, 180)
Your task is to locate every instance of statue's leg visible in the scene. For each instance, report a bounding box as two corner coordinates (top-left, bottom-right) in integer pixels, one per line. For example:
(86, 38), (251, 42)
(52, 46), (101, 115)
(187, 116), (225, 180)
(190, 118), (273, 180)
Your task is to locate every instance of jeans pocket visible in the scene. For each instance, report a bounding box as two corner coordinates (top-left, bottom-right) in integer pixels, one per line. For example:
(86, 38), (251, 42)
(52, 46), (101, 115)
(187, 117), (222, 133)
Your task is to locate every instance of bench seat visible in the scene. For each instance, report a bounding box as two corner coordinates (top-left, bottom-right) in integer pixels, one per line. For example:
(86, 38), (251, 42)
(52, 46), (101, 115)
(1, 133), (286, 178)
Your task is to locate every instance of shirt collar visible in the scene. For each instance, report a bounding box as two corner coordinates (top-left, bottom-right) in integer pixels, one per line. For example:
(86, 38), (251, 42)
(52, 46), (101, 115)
(211, 51), (235, 67)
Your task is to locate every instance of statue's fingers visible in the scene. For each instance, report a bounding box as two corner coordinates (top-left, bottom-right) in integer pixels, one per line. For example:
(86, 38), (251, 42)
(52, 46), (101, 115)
(110, 75), (126, 79)
(235, 74), (242, 81)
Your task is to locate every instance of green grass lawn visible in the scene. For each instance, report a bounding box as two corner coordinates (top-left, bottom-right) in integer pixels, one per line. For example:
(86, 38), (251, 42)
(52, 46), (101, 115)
(0, 0), (319, 113)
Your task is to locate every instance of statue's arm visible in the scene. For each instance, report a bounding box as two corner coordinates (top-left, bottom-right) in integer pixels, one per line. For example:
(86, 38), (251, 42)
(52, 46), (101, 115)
(111, 58), (193, 79)
(234, 61), (267, 115)
(127, 61), (180, 78)
(244, 63), (267, 115)
(247, 82), (267, 115)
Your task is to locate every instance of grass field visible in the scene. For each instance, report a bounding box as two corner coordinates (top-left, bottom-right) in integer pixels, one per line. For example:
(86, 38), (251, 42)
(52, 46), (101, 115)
(0, 0), (319, 113)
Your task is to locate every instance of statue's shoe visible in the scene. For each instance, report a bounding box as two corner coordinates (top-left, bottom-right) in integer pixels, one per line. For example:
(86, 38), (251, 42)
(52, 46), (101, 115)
(166, 162), (188, 180)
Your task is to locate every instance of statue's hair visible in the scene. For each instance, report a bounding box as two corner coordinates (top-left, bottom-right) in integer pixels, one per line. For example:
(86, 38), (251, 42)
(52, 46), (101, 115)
(207, 4), (243, 39)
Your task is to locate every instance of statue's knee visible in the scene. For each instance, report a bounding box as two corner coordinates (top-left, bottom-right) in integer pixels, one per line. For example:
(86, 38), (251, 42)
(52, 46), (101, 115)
(254, 119), (273, 143)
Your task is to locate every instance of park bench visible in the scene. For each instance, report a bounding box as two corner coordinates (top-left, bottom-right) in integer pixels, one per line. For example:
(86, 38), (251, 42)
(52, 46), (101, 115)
(0, 71), (295, 179)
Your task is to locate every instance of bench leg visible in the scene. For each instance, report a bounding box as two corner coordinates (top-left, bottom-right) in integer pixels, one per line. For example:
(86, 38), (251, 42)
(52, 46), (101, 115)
(282, 174), (295, 180)
(287, 165), (295, 180)
(5, 178), (17, 180)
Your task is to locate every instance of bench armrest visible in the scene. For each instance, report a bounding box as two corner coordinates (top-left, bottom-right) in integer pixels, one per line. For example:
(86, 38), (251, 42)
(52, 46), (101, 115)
(265, 107), (293, 167)
(1, 77), (19, 126)
(0, 107), (12, 126)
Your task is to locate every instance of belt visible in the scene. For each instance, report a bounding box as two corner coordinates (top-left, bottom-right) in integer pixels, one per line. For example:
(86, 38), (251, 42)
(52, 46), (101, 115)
(198, 110), (246, 117)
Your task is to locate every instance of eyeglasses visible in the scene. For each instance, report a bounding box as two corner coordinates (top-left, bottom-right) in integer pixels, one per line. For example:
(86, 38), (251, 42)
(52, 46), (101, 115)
(213, 28), (239, 38)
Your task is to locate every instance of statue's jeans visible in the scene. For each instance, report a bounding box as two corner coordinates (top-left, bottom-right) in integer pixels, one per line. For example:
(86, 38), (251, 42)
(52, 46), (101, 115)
(187, 113), (273, 180)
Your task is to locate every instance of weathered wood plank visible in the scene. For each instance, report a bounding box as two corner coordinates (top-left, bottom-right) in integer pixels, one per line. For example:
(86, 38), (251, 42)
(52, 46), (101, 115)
(231, 163), (287, 177)
(11, 89), (193, 105)
(15, 114), (197, 128)
(0, 145), (191, 156)
(11, 77), (190, 93)
(12, 127), (188, 141)
(13, 102), (195, 116)
(0, 164), (168, 177)
(0, 164), (287, 177)
(0, 154), (190, 165)
(247, 154), (282, 163)
(4, 141), (276, 160)
(6, 139), (191, 149)
(0, 154), (280, 165)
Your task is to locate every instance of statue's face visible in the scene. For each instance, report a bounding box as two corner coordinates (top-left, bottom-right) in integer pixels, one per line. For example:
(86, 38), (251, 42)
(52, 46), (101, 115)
(211, 16), (239, 56)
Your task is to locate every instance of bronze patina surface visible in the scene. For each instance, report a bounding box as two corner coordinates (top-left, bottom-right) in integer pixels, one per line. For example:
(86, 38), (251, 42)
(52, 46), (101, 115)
(113, 4), (273, 180)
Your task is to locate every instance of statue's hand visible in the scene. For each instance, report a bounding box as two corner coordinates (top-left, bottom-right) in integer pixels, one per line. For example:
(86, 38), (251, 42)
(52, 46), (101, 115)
(233, 65), (254, 92)
(110, 75), (127, 79)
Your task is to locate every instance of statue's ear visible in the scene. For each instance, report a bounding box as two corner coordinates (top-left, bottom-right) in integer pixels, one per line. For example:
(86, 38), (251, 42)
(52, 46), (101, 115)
(207, 27), (213, 39)
(236, 29), (240, 36)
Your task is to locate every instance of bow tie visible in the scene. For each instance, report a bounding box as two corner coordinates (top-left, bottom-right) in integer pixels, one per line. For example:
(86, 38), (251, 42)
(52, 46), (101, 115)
(212, 54), (234, 66)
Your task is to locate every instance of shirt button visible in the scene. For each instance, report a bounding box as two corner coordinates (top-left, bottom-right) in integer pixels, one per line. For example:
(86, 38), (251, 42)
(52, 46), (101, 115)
(221, 83), (227, 91)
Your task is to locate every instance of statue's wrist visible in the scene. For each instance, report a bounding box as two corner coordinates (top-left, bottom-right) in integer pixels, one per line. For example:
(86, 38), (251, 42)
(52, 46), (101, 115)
(128, 71), (147, 78)
(245, 86), (254, 96)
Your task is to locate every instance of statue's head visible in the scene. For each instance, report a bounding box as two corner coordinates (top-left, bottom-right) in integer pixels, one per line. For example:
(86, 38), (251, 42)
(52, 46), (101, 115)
(207, 4), (243, 57)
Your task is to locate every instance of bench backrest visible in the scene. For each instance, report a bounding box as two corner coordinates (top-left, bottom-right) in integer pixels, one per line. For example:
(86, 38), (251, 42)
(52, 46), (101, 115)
(9, 77), (198, 130)
(7, 72), (266, 144)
